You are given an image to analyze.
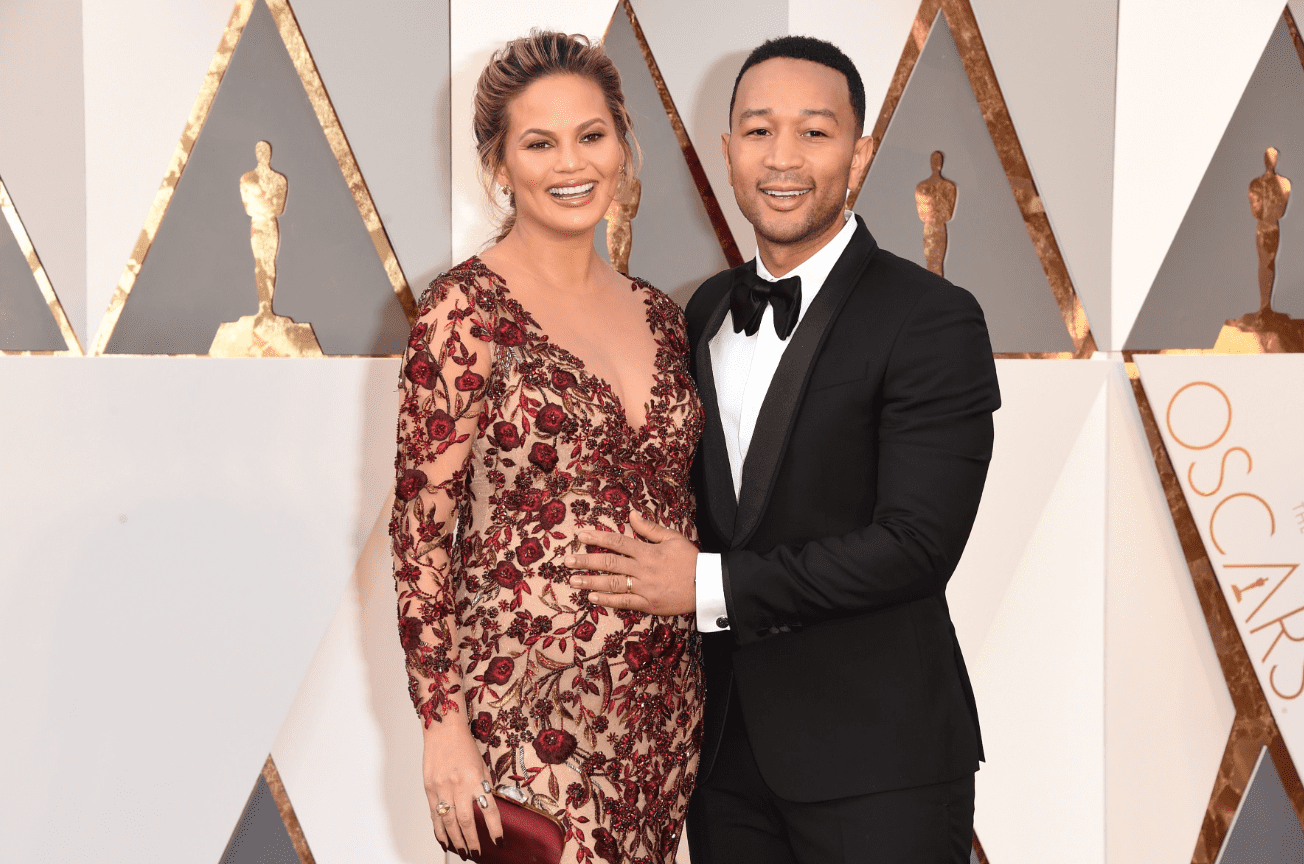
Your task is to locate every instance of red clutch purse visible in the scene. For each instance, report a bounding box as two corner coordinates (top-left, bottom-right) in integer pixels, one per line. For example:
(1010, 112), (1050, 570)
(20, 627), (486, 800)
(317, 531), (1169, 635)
(465, 788), (565, 864)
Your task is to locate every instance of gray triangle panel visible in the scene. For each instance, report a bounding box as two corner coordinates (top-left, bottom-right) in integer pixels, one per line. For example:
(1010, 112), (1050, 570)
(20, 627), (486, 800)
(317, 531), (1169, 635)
(1217, 746), (1304, 864)
(1126, 15), (1304, 349)
(855, 13), (1073, 354)
(594, 7), (730, 307)
(0, 212), (63, 351)
(219, 773), (301, 864)
(105, 0), (408, 355)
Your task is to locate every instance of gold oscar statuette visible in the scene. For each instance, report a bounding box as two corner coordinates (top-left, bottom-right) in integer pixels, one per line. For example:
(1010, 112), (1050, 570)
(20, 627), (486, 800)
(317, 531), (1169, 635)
(210, 141), (323, 357)
(1213, 146), (1304, 353)
(605, 176), (641, 276)
(915, 150), (957, 278)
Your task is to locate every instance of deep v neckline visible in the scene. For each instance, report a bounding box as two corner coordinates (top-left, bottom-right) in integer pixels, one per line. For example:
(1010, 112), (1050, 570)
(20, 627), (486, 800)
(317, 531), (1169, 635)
(469, 256), (667, 436)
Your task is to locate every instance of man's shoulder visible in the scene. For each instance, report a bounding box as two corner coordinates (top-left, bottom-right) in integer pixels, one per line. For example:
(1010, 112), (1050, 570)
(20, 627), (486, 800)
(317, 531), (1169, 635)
(855, 243), (983, 321)
(865, 245), (968, 301)
(684, 265), (739, 339)
(686, 267), (736, 313)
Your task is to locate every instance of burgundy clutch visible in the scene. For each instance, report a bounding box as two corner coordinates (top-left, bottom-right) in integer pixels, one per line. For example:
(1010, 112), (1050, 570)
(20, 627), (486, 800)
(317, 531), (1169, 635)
(465, 789), (565, 864)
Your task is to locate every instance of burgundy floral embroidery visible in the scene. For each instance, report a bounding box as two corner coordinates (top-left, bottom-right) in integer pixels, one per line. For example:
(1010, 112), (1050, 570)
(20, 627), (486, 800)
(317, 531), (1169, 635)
(600, 486), (630, 508)
(539, 499), (566, 529)
(529, 442), (558, 473)
(533, 728), (578, 764)
(471, 711), (494, 742)
(491, 420), (522, 451)
(493, 318), (526, 346)
(551, 369), (577, 390)
(399, 616), (424, 651)
(395, 469), (426, 502)
(426, 409), (456, 441)
(483, 656), (515, 685)
(491, 562), (522, 588)
(517, 537), (545, 566)
(536, 403), (566, 435)
(624, 641), (650, 672)
(390, 258), (704, 864)
(404, 349), (437, 388)
(455, 370), (484, 391)
(593, 828), (620, 863)
(408, 321), (428, 347)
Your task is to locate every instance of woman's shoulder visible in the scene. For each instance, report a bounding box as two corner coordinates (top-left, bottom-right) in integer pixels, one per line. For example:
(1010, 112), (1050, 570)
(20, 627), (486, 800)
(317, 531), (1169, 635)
(629, 276), (690, 338)
(416, 256), (509, 316)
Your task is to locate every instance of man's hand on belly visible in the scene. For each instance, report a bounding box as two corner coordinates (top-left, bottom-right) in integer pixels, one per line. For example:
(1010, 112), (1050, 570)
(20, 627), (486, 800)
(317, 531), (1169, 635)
(566, 512), (697, 616)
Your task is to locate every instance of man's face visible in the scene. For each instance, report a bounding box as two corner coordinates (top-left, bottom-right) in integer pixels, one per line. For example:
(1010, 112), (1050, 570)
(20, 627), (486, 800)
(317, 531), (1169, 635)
(722, 57), (870, 249)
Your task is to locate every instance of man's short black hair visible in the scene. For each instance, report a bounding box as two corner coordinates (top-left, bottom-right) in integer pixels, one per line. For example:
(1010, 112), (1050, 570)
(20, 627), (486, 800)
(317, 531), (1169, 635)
(728, 36), (866, 136)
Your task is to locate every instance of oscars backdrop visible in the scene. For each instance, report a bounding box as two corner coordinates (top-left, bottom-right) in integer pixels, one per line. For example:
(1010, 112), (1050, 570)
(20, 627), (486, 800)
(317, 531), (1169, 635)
(3, 1), (1304, 863)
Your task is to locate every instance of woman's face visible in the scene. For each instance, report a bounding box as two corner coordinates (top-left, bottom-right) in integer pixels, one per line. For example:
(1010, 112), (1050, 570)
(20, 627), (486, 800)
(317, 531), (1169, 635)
(496, 73), (625, 240)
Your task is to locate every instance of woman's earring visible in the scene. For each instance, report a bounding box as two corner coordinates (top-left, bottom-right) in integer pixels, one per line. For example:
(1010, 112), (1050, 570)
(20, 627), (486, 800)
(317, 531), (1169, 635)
(501, 185), (511, 196)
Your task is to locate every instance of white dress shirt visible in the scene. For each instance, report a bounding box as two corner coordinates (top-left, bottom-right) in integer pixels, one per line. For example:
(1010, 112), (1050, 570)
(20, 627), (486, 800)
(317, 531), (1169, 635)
(695, 211), (859, 632)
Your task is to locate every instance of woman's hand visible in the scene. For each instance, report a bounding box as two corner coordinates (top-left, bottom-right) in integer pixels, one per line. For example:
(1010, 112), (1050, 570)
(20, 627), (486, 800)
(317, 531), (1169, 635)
(422, 717), (504, 857)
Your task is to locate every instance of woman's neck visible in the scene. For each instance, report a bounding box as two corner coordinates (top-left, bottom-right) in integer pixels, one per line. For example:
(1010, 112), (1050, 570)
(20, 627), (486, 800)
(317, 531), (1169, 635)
(488, 219), (610, 298)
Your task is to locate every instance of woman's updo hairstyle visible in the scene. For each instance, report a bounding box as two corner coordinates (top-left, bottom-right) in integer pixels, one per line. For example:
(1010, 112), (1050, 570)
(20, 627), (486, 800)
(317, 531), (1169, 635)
(473, 30), (640, 243)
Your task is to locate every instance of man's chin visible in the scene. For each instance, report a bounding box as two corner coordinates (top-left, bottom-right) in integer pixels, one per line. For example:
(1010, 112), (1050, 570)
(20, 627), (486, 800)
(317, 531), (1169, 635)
(752, 215), (837, 249)
(746, 213), (808, 244)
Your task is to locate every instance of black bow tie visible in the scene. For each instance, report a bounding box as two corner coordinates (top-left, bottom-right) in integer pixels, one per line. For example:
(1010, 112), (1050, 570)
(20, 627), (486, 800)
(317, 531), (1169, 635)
(730, 263), (802, 340)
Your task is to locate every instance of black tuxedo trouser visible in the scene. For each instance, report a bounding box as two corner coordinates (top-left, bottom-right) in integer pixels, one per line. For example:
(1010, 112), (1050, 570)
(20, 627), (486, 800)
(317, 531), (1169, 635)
(687, 688), (975, 864)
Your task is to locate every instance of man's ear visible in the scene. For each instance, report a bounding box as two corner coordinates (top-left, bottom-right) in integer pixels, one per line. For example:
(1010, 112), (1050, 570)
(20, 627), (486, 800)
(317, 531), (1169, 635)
(720, 133), (733, 187)
(849, 134), (874, 191)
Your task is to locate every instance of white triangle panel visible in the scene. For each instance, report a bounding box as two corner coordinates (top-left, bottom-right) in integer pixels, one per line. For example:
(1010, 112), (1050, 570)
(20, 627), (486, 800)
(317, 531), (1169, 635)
(971, 380), (1107, 864)
(270, 493), (448, 863)
(0, 356), (399, 862)
(1105, 367), (1234, 864)
(949, 360), (1110, 660)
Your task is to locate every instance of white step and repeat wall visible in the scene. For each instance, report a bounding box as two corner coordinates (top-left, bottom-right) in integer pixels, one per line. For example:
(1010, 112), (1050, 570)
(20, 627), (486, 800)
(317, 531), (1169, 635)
(4, 1), (1304, 863)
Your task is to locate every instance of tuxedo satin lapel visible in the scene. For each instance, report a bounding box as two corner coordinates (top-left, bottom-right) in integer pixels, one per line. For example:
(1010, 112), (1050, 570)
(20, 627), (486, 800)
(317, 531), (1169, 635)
(694, 288), (738, 545)
(733, 220), (878, 549)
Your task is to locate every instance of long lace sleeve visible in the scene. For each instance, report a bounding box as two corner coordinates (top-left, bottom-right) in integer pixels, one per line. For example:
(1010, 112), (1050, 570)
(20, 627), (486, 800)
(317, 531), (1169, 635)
(390, 274), (495, 726)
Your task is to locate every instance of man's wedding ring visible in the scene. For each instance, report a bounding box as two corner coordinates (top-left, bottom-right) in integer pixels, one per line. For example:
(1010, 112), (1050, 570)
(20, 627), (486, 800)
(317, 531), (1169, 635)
(625, 575), (633, 594)
(436, 801), (453, 816)
(477, 795), (489, 809)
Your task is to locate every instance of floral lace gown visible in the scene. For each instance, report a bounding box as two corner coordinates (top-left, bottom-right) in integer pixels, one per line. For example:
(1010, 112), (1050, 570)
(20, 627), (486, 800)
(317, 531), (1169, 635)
(390, 258), (705, 864)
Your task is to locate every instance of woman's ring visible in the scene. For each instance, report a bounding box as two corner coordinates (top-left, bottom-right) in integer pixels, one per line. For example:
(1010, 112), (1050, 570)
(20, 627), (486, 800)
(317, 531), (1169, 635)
(482, 780), (493, 794)
(436, 801), (453, 816)
(625, 575), (633, 594)
(477, 795), (489, 809)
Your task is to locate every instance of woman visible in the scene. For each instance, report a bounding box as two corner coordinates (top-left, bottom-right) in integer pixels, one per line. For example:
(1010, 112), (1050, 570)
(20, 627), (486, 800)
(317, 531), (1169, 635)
(390, 31), (704, 863)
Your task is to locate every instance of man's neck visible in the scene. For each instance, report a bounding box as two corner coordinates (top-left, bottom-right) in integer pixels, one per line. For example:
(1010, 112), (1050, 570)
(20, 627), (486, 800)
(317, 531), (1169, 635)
(755, 212), (848, 278)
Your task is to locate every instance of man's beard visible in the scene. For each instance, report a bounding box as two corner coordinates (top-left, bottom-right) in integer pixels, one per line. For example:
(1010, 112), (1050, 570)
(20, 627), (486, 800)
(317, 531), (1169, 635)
(744, 184), (846, 248)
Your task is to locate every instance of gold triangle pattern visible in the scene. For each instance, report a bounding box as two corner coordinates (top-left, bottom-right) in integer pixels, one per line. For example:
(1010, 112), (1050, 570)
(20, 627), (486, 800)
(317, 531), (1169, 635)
(851, 0), (1096, 359)
(90, 0), (416, 357)
(0, 174), (82, 356)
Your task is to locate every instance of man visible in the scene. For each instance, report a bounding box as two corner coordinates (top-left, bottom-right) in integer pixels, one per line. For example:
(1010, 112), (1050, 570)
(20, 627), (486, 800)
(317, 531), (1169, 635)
(567, 35), (999, 863)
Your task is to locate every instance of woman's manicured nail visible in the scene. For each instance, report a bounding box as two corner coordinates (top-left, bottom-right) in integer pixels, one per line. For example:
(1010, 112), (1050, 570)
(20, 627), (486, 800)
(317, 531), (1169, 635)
(570, 576), (584, 587)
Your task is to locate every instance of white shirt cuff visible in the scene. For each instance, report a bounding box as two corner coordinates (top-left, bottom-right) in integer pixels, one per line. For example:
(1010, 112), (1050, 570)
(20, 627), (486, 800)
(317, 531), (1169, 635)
(695, 552), (730, 632)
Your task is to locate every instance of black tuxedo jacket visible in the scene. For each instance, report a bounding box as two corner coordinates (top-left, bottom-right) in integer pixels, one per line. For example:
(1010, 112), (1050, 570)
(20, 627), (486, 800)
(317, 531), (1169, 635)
(686, 217), (1000, 803)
